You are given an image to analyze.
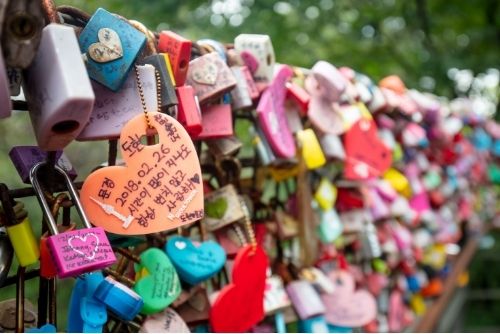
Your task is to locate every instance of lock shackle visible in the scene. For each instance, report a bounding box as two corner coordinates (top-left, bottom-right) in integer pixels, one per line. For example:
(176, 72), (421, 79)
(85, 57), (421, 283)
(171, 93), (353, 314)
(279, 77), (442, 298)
(30, 162), (91, 235)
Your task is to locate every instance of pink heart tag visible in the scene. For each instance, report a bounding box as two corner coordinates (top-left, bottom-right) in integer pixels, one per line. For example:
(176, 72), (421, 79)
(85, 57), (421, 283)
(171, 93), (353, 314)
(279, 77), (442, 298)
(321, 270), (377, 328)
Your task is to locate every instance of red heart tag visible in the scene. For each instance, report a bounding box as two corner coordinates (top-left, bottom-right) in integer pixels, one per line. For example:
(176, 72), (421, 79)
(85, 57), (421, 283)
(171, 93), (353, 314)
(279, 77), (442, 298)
(210, 245), (268, 332)
(80, 112), (204, 235)
(344, 119), (392, 180)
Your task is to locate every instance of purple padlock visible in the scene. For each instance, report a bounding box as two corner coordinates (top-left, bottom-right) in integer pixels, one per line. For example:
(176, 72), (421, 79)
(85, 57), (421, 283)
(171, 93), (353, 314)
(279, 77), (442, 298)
(9, 146), (77, 184)
(286, 280), (325, 320)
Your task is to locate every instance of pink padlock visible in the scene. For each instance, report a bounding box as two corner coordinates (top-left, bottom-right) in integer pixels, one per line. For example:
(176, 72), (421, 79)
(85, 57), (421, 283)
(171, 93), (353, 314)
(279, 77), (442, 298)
(256, 65), (296, 158)
(30, 162), (116, 278)
(309, 61), (346, 102)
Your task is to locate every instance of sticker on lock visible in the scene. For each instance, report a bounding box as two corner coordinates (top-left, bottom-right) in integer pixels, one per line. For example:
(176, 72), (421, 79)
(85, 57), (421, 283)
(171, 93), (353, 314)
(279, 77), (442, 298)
(81, 112), (204, 235)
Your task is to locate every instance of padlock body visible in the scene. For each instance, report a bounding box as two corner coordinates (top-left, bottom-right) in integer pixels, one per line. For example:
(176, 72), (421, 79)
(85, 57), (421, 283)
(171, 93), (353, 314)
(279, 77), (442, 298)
(47, 227), (115, 278)
(6, 217), (39, 267)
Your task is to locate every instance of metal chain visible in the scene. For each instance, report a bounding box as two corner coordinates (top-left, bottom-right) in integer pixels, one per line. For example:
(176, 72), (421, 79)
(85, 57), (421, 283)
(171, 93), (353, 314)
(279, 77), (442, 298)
(134, 65), (162, 128)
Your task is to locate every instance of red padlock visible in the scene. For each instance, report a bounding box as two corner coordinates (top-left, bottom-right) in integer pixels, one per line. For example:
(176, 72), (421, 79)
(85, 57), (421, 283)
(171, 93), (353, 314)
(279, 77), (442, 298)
(193, 104), (233, 140)
(158, 30), (192, 86)
(176, 85), (203, 136)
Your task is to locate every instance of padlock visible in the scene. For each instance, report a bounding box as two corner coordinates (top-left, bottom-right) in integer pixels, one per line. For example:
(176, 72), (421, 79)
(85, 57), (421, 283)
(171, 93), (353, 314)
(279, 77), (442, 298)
(139, 54), (178, 115)
(77, 64), (157, 140)
(201, 184), (245, 232)
(299, 316), (329, 333)
(318, 208), (343, 243)
(252, 125), (277, 166)
(360, 221), (382, 259)
(257, 65), (296, 159)
(9, 146), (77, 184)
(206, 136), (243, 157)
(309, 61), (346, 102)
(0, 227), (13, 286)
(286, 81), (310, 115)
(1, 0), (44, 69)
(176, 85), (203, 136)
(234, 34), (275, 82)
(94, 275), (144, 321)
(79, 7), (146, 91)
(40, 223), (76, 279)
(192, 103), (233, 140)
(230, 66), (254, 110)
(319, 134), (345, 160)
(6, 67), (21, 97)
(158, 30), (192, 86)
(297, 128), (326, 170)
(30, 162), (116, 278)
(23, 23), (95, 151)
(186, 52), (237, 104)
(307, 93), (345, 136)
(0, 48), (11, 119)
(0, 186), (39, 267)
(140, 307), (190, 333)
(67, 272), (107, 332)
(286, 280), (326, 319)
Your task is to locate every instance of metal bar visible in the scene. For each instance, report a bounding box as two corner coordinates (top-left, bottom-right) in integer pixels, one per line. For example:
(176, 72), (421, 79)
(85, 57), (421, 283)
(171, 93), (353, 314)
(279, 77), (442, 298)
(415, 236), (480, 332)
(0, 269), (40, 288)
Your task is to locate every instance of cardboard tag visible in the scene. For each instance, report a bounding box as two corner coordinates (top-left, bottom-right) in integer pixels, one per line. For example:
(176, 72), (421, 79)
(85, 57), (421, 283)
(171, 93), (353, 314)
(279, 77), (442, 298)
(344, 119), (392, 180)
(81, 112), (204, 235)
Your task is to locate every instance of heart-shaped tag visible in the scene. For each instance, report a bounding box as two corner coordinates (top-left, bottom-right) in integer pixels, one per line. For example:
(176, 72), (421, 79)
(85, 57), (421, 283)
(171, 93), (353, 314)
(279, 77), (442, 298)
(133, 248), (181, 315)
(166, 236), (226, 285)
(191, 62), (218, 85)
(321, 270), (377, 328)
(344, 119), (392, 180)
(68, 232), (99, 260)
(81, 112), (204, 235)
(205, 197), (228, 219)
(210, 245), (268, 332)
(257, 65), (296, 158)
(139, 308), (190, 333)
(88, 28), (123, 63)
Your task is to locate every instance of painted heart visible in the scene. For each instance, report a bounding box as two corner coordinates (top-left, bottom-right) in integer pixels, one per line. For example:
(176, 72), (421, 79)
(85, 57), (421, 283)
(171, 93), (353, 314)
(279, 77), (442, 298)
(191, 62), (218, 85)
(133, 248), (181, 315)
(321, 270), (377, 328)
(166, 236), (226, 285)
(205, 197), (228, 219)
(80, 112), (204, 235)
(190, 173), (200, 184)
(68, 233), (99, 260)
(210, 245), (268, 332)
(257, 65), (296, 158)
(344, 119), (392, 180)
(88, 28), (123, 63)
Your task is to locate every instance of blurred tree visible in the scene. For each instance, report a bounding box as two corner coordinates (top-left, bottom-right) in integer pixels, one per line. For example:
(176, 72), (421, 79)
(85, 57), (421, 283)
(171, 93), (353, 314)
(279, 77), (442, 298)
(56, 0), (499, 103)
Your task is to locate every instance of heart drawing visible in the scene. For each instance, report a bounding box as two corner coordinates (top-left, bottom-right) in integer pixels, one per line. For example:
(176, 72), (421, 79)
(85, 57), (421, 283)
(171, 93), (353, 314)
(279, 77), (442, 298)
(191, 62), (218, 85)
(68, 233), (99, 260)
(344, 119), (392, 180)
(321, 270), (377, 328)
(210, 245), (268, 332)
(205, 197), (228, 219)
(88, 28), (123, 63)
(80, 112), (204, 235)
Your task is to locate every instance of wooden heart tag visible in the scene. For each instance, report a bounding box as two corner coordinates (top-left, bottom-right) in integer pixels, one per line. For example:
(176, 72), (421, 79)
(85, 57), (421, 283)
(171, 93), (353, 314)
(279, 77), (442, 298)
(81, 112), (204, 235)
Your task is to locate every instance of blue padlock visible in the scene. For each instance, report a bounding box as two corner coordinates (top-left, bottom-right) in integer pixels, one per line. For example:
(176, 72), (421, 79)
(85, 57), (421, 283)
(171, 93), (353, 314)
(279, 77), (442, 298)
(299, 316), (329, 333)
(492, 139), (500, 157)
(406, 274), (420, 293)
(327, 324), (353, 333)
(67, 272), (107, 333)
(26, 324), (57, 333)
(94, 276), (144, 321)
(79, 8), (146, 91)
(472, 127), (492, 151)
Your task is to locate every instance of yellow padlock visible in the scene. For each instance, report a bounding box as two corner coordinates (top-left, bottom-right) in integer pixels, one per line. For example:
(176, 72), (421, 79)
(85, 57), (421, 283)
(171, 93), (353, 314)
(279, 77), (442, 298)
(410, 293), (426, 316)
(314, 178), (338, 211)
(384, 168), (412, 198)
(297, 129), (326, 170)
(161, 53), (176, 86)
(6, 216), (40, 267)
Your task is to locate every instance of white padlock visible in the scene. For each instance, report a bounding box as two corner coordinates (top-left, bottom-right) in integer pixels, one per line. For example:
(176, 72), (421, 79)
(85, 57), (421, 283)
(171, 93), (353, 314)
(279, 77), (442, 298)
(23, 24), (95, 150)
(234, 34), (275, 82)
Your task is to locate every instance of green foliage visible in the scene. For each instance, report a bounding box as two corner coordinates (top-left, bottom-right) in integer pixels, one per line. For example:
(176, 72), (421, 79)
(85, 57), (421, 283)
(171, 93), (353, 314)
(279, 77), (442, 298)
(56, 0), (499, 99)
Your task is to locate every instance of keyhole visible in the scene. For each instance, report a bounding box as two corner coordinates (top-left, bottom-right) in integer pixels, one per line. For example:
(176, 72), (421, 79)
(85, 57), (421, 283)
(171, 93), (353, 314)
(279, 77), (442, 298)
(9, 13), (37, 40)
(266, 54), (272, 66)
(179, 59), (187, 70)
(51, 120), (80, 134)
